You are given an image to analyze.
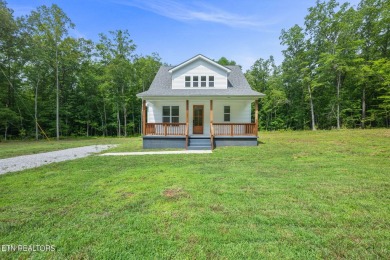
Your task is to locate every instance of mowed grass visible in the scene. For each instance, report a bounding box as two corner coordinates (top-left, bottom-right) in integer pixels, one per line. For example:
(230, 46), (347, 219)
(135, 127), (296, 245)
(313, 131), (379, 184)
(0, 129), (389, 259)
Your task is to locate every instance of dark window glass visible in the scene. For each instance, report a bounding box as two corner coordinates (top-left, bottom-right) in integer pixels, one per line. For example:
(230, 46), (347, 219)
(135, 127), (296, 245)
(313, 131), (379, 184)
(201, 76), (206, 87)
(163, 106), (170, 116)
(185, 76), (191, 87)
(209, 76), (214, 87)
(224, 106), (230, 122)
(162, 106), (179, 123)
(171, 106), (179, 116)
(193, 76), (198, 87)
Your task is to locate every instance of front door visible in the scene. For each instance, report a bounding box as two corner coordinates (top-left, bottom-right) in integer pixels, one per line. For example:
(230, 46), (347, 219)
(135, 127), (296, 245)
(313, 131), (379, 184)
(193, 105), (204, 134)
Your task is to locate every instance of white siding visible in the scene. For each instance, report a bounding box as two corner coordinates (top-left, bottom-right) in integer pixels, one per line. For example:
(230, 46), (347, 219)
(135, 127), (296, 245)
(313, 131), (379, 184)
(146, 101), (186, 123)
(171, 59), (228, 89)
(146, 99), (252, 136)
(213, 100), (252, 123)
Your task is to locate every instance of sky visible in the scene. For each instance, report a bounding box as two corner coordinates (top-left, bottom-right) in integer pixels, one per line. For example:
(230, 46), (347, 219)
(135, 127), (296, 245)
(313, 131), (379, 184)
(7, 0), (361, 71)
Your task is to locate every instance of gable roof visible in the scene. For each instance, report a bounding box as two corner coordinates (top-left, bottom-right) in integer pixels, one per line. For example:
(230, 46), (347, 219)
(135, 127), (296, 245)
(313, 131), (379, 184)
(137, 65), (265, 98)
(168, 54), (231, 74)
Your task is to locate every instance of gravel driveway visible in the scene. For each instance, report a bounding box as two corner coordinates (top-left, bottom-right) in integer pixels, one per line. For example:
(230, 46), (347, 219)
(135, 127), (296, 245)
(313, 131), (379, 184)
(0, 145), (116, 175)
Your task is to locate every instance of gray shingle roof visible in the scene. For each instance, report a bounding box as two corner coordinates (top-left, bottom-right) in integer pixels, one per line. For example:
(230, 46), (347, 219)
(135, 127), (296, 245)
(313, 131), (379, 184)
(136, 65), (265, 98)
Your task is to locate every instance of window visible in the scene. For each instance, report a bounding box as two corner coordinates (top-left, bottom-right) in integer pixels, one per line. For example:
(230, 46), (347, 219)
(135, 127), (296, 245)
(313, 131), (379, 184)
(201, 76), (206, 87)
(184, 75), (215, 88)
(171, 106), (179, 123)
(163, 106), (179, 123)
(185, 76), (191, 87)
(224, 106), (230, 122)
(209, 76), (214, 87)
(163, 106), (170, 123)
(193, 76), (199, 87)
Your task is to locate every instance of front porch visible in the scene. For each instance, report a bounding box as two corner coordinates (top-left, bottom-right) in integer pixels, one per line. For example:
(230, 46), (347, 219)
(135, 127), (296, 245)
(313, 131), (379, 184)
(142, 100), (259, 150)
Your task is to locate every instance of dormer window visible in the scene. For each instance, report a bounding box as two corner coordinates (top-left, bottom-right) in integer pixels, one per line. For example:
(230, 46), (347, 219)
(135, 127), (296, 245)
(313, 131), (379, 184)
(184, 75), (215, 88)
(185, 76), (191, 87)
(209, 76), (214, 87)
(193, 76), (199, 87)
(201, 76), (206, 87)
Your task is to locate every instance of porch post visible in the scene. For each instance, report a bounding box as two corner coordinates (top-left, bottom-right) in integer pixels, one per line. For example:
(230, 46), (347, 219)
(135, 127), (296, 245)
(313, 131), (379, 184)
(186, 100), (189, 130)
(255, 99), (259, 137)
(142, 99), (146, 135)
(210, 99), (214, 149)
(210, 100), (213, 124)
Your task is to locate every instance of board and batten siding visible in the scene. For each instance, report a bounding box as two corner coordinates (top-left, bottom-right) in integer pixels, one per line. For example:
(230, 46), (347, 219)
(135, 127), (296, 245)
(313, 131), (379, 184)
(171, 59), (228, 89)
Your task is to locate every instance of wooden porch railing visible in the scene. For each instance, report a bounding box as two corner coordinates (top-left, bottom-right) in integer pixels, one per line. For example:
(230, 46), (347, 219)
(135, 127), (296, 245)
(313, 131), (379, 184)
(213, 123), (257, 136)
(210, 123), (214, 150)
(145, 123), (186, 136)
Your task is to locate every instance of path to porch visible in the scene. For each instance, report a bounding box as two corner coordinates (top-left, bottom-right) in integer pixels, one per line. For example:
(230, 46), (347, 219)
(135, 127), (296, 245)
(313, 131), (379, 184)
(100, 150), (212, 156)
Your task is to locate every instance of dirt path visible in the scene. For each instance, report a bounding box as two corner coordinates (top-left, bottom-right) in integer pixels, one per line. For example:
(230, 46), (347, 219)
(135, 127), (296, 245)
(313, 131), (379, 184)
(0, 145), (116, 175)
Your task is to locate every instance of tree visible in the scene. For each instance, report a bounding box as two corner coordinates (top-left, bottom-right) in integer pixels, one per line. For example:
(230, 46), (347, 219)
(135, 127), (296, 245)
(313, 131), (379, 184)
(0, 0), (24, 138)
(0, 107), (18, 140)
(280, 25), (317, 130)
(27, 4), (74, 140)
(216, 57), (237, 66)
(355, 0), (389, 128)
(97, 30), (136, 137)
(133, 53), (161, 134)
(314, 2), (358, 129)
(246, 56), (287, 130)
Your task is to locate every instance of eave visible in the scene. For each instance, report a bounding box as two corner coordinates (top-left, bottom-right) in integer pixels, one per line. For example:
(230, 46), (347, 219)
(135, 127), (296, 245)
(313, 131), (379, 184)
(168, 54), (231, 74)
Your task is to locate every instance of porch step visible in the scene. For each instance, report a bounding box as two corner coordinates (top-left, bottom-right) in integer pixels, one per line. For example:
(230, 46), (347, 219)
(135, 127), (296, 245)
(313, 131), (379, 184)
(188, 137), (212, 150)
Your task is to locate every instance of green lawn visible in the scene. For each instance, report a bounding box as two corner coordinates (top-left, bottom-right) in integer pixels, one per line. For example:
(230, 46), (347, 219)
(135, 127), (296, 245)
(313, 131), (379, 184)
(0, 129), (389, 259)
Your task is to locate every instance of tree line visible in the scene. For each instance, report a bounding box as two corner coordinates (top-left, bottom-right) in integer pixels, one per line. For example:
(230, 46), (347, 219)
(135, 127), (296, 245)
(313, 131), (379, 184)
(1, 0), (389, 140)
(246, 0), (389, 130)
(0, 1), (161, 140)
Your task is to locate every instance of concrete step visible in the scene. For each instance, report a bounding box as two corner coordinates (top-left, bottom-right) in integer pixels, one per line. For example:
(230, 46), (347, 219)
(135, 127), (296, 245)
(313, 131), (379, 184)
(189, 141), (210, 146)
(187, 145), (211, 150)
(189, 138), (211, 146)
(188, 138), (211, 150)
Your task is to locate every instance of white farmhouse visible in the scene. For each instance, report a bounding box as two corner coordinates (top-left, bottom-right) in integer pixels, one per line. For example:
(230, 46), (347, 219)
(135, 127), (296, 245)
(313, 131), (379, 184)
(137, 54), (265, 150)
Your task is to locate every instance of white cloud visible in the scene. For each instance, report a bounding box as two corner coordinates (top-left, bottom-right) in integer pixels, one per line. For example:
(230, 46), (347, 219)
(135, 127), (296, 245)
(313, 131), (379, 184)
(115, 0), (270, 29)
(7, 4), (34, 17)
(70, 28), (86, 39)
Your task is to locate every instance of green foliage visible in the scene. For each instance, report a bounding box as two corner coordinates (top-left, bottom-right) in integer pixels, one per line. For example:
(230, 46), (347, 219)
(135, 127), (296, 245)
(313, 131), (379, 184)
(216, 56), (237, 66)
(0, 0), (389, 139)
(246, 0), (390, 130)
(0, 2), (161, 139)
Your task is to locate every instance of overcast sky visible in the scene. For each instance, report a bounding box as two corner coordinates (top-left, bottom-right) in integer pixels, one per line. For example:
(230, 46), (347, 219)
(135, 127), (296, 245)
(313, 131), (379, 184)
(8, 0), (361, 71)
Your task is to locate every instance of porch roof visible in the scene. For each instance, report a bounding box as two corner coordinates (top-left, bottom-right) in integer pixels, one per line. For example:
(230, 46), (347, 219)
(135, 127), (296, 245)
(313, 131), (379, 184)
(136, 66), (265, 98)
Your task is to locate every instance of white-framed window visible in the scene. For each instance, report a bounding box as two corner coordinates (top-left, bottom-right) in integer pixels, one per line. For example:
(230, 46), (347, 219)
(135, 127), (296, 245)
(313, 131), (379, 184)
(184, 75), (215, 87)
(201, 76), (206, 87)
(209, 76), (214, 87)
(193, 76), (199, 87)
(185, 76), (191, 87)
(224, 106), (230, 122)
(163, 106), (179, 123)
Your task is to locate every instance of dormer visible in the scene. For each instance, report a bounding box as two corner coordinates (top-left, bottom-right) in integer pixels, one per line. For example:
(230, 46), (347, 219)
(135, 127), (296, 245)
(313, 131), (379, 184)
(169, 54), (231, 90)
